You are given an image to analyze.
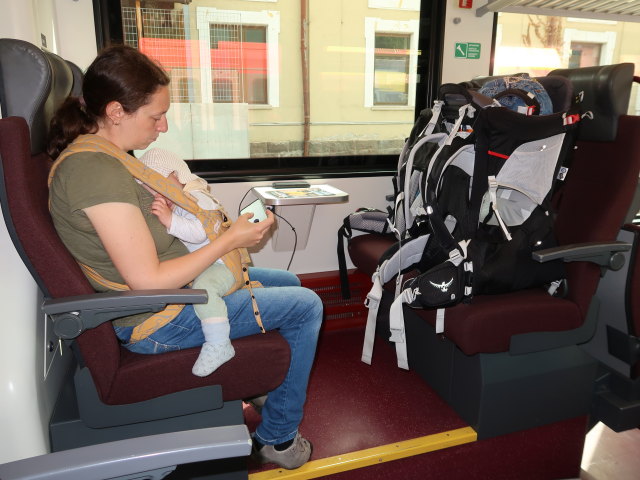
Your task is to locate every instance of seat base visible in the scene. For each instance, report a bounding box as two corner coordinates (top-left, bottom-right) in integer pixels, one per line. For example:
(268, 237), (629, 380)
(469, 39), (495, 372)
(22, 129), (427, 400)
(592, 368), (640, 432)
(377, 291), (599, 439)
(50, 370), (248, 479)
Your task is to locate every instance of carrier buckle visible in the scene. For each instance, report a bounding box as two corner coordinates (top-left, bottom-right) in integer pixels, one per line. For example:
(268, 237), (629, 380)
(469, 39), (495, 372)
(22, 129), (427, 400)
(389, 327), (405, 343)
(563, 113), (581, 125)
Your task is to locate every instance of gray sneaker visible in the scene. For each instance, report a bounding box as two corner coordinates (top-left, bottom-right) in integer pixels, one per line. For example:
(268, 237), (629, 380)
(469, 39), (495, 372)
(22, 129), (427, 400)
(251, 433), (313, 470)
(246, 394), (268, 415)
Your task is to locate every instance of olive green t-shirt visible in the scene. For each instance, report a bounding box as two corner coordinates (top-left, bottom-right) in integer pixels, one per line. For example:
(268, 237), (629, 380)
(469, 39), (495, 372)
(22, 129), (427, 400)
(49, 151), (188, 326)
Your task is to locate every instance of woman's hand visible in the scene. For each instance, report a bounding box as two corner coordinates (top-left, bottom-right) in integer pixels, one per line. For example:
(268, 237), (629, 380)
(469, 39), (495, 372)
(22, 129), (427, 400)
(223, 209), (275, 248)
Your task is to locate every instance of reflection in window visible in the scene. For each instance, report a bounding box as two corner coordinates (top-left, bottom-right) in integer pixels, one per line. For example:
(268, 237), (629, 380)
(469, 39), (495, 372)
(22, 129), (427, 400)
(569, 42), (602, 68)
(374, 34), (410, 105)
(210, 24), (267, 104)
(496, 12), (639, 116)
(120, 1), (422, 160)
(364, 17), (419, 109)
(122, 6), (195, 103)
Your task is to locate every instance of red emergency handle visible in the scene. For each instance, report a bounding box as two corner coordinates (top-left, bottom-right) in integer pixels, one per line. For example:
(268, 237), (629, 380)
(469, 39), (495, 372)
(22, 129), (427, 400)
(459, 0), (473, 8)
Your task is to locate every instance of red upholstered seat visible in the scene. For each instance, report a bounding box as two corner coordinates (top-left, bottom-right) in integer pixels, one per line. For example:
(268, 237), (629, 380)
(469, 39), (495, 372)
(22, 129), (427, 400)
(412, 289), (581, 355)
(0, 115), (290, 408)
(92, 328), (289, 405)
(0, 40), (294, 470)
(0, 40), (294, 461)
(348, 233), (396, 277)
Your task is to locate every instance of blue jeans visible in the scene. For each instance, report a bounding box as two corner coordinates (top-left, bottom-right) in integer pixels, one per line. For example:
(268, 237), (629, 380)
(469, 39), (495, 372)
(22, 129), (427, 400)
(114, 267), (323, 445)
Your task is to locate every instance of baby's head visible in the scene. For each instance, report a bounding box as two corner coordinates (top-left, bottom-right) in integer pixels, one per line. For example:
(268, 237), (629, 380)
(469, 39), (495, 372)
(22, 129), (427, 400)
(139, 148), (198, 186)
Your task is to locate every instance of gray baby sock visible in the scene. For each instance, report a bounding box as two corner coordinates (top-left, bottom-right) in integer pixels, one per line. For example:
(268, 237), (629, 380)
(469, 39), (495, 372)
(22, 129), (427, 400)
(192, 322), (235, 377)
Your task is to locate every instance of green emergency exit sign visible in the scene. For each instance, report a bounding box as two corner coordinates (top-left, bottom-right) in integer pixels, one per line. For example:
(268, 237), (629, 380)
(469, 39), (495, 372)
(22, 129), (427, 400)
(455, 42), (481, 59)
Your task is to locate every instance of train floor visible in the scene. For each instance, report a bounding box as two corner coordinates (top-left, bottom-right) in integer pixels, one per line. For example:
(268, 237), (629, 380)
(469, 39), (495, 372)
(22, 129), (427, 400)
(580, 422), (640, 480)
(244, 326), (594, 480)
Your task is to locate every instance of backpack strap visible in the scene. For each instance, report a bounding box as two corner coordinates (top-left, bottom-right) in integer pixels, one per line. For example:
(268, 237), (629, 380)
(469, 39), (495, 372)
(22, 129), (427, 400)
(361, 234), (431, 366)
(49, 135), (265, 341)
(493, 88), (541, 115)
(337, 221), (353, 299)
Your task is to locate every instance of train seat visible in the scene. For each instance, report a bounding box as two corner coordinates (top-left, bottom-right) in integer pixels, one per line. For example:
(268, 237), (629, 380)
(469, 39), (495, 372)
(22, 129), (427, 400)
(629, 225), (640, 382)
(581, 219), (640, 431)
(346, 63), (640, 438)
(0, 38), (289, 476)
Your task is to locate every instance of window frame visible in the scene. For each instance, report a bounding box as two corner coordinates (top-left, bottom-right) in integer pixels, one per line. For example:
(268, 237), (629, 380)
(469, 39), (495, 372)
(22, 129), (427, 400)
(94, 0), (445, 182)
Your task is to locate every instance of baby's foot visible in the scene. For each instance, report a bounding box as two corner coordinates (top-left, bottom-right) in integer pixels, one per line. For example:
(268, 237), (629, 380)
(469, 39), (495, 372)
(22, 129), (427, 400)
(192, 341), (235, 377)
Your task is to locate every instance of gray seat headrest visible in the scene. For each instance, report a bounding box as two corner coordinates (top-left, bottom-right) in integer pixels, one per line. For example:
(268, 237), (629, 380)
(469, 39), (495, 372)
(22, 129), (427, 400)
(0, 38), (74, 154)
(550, 63), (634, 142)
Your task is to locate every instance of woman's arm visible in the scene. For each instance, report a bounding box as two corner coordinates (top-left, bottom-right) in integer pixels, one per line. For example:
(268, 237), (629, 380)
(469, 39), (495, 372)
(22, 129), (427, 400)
(84, 202), (274, 290)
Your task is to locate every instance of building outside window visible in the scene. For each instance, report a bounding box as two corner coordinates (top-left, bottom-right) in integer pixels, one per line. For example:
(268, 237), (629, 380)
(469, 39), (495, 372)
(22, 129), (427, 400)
(120, 0), (422, 161)
(495, 13), (639, 114)
(374, 33), (411, 106)
(568, 42), (602, 68)
(364, 16), (419, 109)
(209, 23), (267, 104)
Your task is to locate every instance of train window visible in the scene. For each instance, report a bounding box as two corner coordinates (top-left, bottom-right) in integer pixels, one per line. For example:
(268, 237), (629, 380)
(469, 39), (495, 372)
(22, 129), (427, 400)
(99, 1), (444, 181)
(494, 13), (639, 114)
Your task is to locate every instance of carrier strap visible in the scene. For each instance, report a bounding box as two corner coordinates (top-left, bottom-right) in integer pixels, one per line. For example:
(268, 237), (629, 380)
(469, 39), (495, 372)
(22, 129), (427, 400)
(401, 132), (446, 234)
(426, 205), (465, 261)
(361, 271), (383, 365)
(49, 135), (265, 341)
(337, 224), (352, 299)
(435, 308), (445, 334)
(360, 233), (433, 365)
(488, 176), (513, 241)
(419, 100), (444, 137)
(389, 287), (412, 370)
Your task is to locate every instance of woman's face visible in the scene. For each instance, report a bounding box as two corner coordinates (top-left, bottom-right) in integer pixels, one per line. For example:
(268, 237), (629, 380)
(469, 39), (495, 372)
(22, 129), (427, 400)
(119, 86), (170, 151)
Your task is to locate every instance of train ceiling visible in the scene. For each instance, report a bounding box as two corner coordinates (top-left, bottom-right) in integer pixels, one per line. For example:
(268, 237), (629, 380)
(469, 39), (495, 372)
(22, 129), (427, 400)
(476, 0), (640, 22)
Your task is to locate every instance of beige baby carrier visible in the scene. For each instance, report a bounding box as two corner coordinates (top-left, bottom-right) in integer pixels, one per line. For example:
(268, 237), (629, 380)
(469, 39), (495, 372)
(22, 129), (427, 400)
(49, 134), (264, 342)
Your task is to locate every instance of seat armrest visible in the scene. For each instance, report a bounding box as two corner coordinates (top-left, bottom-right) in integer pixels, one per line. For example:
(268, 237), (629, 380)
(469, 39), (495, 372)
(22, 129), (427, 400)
(0, 424), (251, 480)
(43, 289), (208, 339)
(532, 241), (631, 270)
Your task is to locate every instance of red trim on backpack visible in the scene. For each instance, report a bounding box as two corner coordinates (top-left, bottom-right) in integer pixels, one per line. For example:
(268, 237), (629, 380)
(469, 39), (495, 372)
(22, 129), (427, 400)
(563, 113), (581, 125)
(488, 150), (509, 159)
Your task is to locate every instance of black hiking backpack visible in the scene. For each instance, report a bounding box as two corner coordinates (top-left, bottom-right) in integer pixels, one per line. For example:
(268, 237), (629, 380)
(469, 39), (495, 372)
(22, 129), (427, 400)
(337, 86), (477, 298)
(355, 74), (587, 369)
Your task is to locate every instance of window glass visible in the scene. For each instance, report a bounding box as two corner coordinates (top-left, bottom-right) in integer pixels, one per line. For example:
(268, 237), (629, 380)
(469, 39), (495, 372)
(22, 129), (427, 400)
(374, 34), (410, 106)
(119, 0), (423, 161)
(209, 24), (267, 104)
(495, 13), (639, 114)
(496, 12), (640, 223)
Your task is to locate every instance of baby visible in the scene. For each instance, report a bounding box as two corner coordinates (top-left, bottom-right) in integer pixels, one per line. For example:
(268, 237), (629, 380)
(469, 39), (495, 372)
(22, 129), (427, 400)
(139, 148), (235, 377)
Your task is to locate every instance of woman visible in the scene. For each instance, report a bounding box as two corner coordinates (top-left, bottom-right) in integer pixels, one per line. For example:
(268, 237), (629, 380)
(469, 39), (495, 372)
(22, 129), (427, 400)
(47, 45), (322, 470)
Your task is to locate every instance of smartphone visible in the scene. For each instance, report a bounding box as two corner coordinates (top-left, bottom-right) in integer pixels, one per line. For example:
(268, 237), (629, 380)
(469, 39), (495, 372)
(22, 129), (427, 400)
(240, 199), (268, 223)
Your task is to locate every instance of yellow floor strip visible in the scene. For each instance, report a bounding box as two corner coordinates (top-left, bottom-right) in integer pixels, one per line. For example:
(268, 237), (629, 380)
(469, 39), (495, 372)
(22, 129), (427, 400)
(248, 426), (477, 480)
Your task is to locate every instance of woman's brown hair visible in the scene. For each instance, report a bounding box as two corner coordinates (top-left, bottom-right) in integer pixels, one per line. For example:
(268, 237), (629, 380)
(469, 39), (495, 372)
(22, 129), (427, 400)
(47, 45), (170, 158)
